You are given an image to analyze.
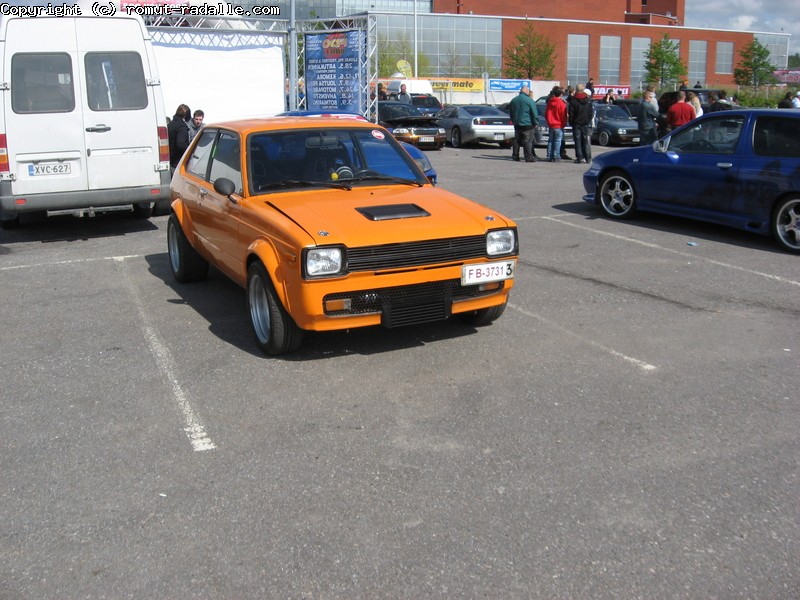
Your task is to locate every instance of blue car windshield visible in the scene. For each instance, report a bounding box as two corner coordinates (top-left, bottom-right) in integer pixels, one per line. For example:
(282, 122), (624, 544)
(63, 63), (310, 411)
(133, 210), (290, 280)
(247, 127), (427, 193)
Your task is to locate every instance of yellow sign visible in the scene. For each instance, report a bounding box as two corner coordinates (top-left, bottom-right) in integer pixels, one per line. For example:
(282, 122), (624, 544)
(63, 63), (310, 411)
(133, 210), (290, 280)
(397, 60), (413, 78)
(430, 78), (485, 92)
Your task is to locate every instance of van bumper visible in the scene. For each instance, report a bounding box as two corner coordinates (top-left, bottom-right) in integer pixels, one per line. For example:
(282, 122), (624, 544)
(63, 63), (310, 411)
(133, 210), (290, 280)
(0, 178), (171, 216)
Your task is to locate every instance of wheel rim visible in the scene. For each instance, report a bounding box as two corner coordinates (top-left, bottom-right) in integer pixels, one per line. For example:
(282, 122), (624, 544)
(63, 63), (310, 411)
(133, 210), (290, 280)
(167, 220), (180, 273)
(599, 131), (610, 146)
(452, 129), (461, 147)
(248, 272), (271, 344)
(775, 198), (800, 251)
(600, 175), (634, 216)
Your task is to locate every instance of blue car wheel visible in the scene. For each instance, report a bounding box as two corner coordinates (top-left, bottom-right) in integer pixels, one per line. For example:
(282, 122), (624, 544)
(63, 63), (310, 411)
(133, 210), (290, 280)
(599, 171), (637, 219)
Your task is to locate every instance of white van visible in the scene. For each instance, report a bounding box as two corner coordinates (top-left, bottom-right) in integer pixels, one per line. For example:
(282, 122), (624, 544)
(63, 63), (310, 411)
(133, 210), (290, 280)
(0, 13), (171, 228)
(385, 79), (434, 98)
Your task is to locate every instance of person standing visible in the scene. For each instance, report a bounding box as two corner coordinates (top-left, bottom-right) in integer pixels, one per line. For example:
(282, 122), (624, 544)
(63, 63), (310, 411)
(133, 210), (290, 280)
(545, 87), (568, 162)
(637, 90), (660, 145)
(666, 91), (695, 131)
(395, 84), (412, 104)
(508, 85), (539, 162)
(686, 92), (703, 119)
(568, 83), (593, 163)
(188, 109), (204, 141)
(585, 77), (595, 98)
(778, 92), (794, 108)
(167, 104), (190, 174)
(793, 91), (800, 109)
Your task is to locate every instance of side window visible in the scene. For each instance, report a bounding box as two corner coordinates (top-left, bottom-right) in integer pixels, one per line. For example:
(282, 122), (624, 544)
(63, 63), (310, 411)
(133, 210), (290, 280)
(753, 116), (800, 159)
(669, 116), (744, 155)
(209, 132), (242, 193)
(84, 52), (147, 111)
(11, 53), (75, 114)
(187, 130), (216, 178)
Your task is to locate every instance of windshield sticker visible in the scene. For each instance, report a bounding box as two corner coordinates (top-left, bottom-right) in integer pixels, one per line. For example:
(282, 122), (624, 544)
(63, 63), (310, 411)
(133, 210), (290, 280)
(371, 130), (385, 140)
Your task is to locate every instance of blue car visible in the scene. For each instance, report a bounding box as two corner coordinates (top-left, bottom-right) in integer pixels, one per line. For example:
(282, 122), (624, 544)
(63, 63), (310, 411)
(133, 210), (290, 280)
(583, 109), (800, 253)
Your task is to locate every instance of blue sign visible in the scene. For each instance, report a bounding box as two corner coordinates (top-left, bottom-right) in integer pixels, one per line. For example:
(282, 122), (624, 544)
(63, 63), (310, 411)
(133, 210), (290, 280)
(489, 79), (532, 92)
(305, 30), (364, 113)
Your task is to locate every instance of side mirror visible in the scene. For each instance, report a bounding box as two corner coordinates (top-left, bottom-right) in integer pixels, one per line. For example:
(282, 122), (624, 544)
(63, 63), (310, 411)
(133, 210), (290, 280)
(213, 177), (237, 200)
(653, 138), (668, 153)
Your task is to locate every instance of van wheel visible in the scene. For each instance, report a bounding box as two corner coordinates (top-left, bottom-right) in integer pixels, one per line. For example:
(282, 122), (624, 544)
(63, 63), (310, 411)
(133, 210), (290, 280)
(0, 213), (20, 230)
(457, 301), (507, 326)
(132, 202), (153, 219)
(771, 196), (800, 254)
(167, 213), (208, 282)
(247, 261), (303, 356)
(450, 127), (462, 148)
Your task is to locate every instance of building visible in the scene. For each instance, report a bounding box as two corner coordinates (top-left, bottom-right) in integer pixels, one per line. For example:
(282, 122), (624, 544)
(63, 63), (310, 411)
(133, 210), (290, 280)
(243, 0), (789, 90)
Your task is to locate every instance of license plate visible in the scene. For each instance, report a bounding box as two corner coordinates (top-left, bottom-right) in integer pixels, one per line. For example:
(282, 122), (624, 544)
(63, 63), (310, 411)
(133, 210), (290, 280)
(461, 260), (516, 285)
(29, 163), (71, 176)
(494, 133), (505, 140)
(420, 136), (434, 143)
(632, 137), (640, 143)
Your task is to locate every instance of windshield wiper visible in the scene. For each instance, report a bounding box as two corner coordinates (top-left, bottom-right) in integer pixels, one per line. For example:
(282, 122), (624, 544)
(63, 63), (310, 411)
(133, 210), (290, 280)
(354, 174), (423, 187)
(258, 179), (352, 191)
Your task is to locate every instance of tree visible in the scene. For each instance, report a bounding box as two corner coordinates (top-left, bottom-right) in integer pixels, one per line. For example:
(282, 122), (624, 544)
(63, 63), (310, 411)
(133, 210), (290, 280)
(468, 53), (500, 78)
(503, 23), (555, 79)
(789, 53), (800, 69)
(644, 34), (686, 89)
(734, 39), (777, 87)
(377, 33), (432, 78)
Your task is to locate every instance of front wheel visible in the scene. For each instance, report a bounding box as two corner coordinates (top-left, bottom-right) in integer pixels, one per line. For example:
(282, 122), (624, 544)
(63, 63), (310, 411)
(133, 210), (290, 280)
(247, 262), (303, 356)
(450, 127), (462, 148)
(598, 130), (611, 146)
(167, 213), (209, 282)
(457, 301), (507, 326)
(771, 196), (800, 254)
(598, 171), (637, 219)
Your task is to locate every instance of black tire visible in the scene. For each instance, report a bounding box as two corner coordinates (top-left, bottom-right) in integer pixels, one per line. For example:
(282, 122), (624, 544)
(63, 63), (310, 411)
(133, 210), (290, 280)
(771, 196), (800, 254)
(153, 198), (172, 216)
(132, 202), (153, 219)
(457, 301), (507, 326)
(167, 213), (209, 282)
(500, 140), (513, 149)
(450, 127), (462, 148)
(598, 130), (611, 146)
(598, 171), (637, 219)
(0, 214), (20, 230)
(247, 261), (303, 356)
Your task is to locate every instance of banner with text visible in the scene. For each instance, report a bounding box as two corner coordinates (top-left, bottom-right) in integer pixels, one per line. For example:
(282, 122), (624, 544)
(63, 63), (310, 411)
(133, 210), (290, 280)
(305, 30), (364, 113)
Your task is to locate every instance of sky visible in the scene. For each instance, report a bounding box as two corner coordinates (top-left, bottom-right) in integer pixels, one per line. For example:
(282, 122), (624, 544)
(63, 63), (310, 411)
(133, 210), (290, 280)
(684, 0), (800, 57)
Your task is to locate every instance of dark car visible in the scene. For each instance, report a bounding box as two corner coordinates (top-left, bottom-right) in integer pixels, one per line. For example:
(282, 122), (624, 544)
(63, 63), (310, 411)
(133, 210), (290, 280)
(582, 109), (800, 254)
(410, 93), (443, 116)
(613, 98), (643, 119)
(376, 101), (446, 149)
(591, 102), (641, 146)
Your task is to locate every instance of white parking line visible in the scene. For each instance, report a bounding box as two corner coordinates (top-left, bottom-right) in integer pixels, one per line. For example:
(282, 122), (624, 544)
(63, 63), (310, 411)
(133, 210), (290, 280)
(509, 302), (657, 372)
(0, 254), (143, 271)
(114, 257), (216, 452)
(537, 215), (800, 288)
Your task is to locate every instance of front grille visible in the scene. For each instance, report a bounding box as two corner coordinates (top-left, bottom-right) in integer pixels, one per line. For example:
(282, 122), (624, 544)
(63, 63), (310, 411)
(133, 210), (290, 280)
(347, 235), (486, 272)
(323, 278), (505, 327)
(412, 127), (440, 136)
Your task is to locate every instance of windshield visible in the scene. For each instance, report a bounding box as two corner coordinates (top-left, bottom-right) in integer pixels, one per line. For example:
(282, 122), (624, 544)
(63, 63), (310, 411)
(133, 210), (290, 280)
(247, 127), (428, 194)
(462, 105), (506, 117)
(380, 103), (424, 119)
(597, 105), (633, 120)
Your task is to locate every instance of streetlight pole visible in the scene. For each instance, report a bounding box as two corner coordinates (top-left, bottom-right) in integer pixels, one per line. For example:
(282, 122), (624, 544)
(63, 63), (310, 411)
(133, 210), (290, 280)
(413, 0), (418, 77)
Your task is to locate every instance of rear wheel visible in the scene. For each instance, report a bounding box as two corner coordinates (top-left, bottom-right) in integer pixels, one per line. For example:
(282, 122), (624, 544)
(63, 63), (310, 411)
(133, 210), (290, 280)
(450, 127), (462, 148)
(457, 301), (507, 326)
(500, 140), (513, 149)
(167, 213), (209, 282)
(771, 196), (800, 254)
(598, 171), (637, 219)
(0, 211), (19, 230)
(247, 261), (303, 356)
(131, 201), (153, 219)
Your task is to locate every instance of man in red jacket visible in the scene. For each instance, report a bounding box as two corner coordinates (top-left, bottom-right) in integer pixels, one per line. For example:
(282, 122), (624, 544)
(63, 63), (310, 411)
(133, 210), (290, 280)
(666, 91), (696, 131)
(545, 87), (568, 162)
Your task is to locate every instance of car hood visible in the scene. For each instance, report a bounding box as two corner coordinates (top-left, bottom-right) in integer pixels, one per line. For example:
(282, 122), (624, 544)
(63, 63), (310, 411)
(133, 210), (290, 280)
(381, 115), (440, 126)
(265, 185), (512, 247)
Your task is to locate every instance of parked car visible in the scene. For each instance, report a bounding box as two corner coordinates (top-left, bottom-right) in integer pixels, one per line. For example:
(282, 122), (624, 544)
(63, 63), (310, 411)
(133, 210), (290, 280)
(410, 93), (443, 115)
(434, 104), (514, 148)
(613, 98), (643, 119)
(534, 97), (575, 148)
(376, 101), (445, 149)
(583, 109), (800, 253)
(591, 103), (641, 146)
(168, 116), (519, 354)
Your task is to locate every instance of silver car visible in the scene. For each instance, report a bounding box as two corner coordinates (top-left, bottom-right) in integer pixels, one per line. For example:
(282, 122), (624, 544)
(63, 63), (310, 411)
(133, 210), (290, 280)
(435, 105), (515, 148)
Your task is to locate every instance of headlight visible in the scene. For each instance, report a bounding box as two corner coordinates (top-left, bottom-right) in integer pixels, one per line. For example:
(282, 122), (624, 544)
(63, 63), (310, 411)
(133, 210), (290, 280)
(393, 127), (410, 134)
(304, 247), (344, 278)
(414, 155), (433, 173)
(438, 128), (445, 134)
(486, 229), (515, 256)
(618, 129), (627, 135)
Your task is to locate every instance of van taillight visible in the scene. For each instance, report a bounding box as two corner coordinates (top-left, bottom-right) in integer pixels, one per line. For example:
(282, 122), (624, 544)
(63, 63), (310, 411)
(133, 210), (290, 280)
(0, 134), (9, 173)
(158, 126), (169, 162)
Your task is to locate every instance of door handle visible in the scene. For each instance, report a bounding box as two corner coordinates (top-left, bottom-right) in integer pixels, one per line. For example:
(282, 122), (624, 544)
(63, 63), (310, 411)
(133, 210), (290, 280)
(717, 162), (733, 170)
(199, 188), (208, 197)
(85, 125), (111, 133)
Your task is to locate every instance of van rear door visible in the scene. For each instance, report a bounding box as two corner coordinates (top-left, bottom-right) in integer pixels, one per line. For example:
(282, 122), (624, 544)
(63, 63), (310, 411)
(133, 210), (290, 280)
(4, 18), (89, 196)
(76, 17), (162, 191)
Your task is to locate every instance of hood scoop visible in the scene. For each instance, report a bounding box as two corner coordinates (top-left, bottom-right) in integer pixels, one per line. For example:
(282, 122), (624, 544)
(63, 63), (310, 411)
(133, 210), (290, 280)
(357, 204), (431, 221)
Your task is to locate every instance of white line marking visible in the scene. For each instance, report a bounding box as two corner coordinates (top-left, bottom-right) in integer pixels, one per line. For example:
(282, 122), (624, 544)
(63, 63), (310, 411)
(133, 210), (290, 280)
(114, 257), (216, 452)
(0, 255), (143, 271)
(538, 216), (800, 287)
(509, 302), (657, 372)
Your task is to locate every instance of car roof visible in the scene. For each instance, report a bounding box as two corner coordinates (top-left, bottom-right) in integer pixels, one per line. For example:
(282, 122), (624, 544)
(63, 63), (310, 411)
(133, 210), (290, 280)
(203, 116), (382, 134)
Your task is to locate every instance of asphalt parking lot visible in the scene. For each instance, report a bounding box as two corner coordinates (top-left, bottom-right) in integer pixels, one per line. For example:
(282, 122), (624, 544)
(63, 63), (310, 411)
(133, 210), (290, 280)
(1, 142), (798, 598)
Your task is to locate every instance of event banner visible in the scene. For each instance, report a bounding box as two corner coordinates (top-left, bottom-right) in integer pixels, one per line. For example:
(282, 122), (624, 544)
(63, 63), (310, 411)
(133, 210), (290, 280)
(304, 30), (364, 112)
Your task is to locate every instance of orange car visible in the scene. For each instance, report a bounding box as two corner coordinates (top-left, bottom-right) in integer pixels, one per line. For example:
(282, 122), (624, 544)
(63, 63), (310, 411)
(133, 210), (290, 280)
(168, 116), (518, 355)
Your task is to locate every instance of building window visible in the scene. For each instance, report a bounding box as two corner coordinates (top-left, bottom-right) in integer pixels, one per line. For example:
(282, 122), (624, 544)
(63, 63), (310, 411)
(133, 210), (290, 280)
(599, 36), (621, 84)
(716, 41), (733, 74)
(755, 33), (789, 69)
(630, 37), (650, 91)
(688, 40), (707, 87)
(567, 34), (589, 87)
